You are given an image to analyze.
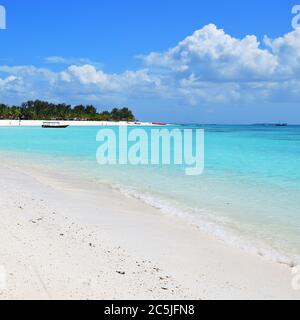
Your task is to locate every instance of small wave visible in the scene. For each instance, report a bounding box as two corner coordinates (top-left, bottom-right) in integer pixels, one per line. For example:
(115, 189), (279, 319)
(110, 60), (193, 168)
(111, 183), (299, 267)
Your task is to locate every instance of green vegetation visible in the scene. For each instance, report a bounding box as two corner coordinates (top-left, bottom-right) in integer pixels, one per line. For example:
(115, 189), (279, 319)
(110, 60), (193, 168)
(0, 100), (136, 122)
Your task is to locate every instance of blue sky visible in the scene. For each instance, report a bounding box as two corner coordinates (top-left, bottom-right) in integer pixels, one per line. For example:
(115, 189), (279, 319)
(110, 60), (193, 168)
(0, 0), (300, 123)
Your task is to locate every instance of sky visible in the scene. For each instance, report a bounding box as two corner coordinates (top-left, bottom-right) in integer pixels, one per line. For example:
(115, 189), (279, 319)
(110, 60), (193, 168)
(0, 0), (300, 123)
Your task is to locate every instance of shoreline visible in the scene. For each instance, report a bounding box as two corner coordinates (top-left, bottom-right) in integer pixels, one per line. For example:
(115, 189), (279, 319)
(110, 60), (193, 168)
(0, 120), (156, 127)
(0, 157), (299, 299)
(2, 150), (298, 269)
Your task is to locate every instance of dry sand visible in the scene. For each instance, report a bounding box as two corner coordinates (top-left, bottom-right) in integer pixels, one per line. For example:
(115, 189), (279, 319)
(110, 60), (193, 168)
(0, 159), (299, 300)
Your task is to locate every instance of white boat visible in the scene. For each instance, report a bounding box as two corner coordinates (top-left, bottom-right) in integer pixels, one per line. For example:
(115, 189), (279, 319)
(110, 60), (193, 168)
(42, 122), (69, 128)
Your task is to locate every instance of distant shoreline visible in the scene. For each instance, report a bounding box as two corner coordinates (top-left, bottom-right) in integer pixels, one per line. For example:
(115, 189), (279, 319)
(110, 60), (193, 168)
(0, 120), (157, 127)
(1, 120), (298, 127)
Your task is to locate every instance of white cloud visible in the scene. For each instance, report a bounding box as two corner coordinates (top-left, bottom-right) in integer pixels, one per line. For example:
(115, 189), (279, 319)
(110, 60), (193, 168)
(142, 24), (279, 81)
(66, 65), (109, 85)
(1, 24), (300, 107)
(141, 24), (300, 104)
(45, 56), (68, 64)
(45, 56), (103, 68)
(0, 75), (18, 86)
(264, 28), (300, 77)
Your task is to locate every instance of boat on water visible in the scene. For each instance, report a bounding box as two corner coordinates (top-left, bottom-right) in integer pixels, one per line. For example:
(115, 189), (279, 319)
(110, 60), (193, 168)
(252, 123), (288, 127)
(152, 122), (167, 126)
(274, 123), (288, 127)
(42, 122), (69, 128)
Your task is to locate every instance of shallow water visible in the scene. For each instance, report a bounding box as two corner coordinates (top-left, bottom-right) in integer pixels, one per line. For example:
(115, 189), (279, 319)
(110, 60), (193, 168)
(1, 124), (300, 265)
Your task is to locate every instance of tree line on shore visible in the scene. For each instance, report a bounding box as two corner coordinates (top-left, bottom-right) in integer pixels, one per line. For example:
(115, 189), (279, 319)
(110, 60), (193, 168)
(0, 100), (136, 122)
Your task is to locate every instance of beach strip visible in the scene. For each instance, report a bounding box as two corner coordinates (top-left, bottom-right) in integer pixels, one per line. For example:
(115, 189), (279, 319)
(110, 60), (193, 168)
(0, 120), (156, 127)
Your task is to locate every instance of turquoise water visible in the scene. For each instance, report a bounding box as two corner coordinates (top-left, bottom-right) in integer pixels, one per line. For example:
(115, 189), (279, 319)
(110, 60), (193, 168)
(1, 125), (300, 265)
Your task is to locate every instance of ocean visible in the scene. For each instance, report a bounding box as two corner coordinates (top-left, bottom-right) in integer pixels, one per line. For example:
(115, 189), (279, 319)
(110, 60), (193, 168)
(1, 124), (300, 265)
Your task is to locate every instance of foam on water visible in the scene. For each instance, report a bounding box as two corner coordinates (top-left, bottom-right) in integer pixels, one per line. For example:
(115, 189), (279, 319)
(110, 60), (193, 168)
(113, 183), (299, 266)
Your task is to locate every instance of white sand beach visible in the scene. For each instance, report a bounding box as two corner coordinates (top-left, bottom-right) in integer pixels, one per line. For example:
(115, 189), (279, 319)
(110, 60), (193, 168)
(0, 159), (299, 300)
(0, 120), (154, 127)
